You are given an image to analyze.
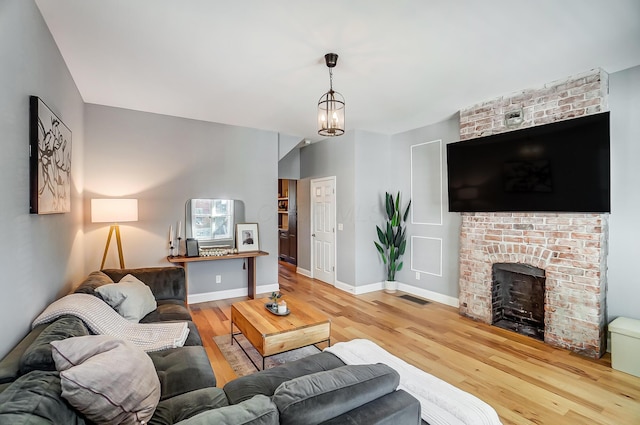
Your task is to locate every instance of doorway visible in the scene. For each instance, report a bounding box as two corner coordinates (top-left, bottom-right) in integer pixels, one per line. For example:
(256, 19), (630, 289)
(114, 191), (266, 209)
(310, 177), (336, 285)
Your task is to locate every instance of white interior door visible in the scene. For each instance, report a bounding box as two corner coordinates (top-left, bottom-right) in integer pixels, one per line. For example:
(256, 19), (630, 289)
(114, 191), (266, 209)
(311, 177), (336, 285)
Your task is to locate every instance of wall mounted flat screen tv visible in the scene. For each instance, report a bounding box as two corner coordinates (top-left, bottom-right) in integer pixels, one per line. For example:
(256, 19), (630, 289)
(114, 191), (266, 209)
(447, 112), (610, 213)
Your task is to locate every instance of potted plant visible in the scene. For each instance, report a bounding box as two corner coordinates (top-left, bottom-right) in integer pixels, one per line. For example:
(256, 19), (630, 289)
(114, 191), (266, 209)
(374, 191), (411, 293)
(269, 291), (281, 307)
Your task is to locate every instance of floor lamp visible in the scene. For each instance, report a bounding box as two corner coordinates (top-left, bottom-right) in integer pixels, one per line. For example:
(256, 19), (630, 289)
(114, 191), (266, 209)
(91, 199), (138, 269)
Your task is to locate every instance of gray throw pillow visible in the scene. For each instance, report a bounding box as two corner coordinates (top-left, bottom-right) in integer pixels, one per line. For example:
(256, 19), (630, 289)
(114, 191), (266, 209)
(175, 395), (278, 425)
(51, 335), (160, 424)
(95, 274), (157, 322)
(272, 363), (400, 425)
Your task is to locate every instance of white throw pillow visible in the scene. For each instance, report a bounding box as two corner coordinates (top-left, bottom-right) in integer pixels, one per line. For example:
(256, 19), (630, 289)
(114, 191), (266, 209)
(51, 335), (160, 425)
(96, 274), (157, 322)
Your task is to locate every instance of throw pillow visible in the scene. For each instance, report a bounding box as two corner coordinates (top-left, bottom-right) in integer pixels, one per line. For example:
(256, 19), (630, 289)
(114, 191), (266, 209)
(51, 335), (161, 424)
(272, 363), (400, 425)
(96, 274), (157, 322)
(19, 315), (89, 375)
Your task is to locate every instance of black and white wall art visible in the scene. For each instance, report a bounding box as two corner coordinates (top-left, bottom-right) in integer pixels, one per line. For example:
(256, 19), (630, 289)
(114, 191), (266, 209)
(29, 96), (72, 214)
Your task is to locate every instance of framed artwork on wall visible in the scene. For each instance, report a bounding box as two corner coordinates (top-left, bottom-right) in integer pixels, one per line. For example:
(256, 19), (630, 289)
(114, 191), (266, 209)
(236, 223), (259, 252)
(29, 96), (72, 214)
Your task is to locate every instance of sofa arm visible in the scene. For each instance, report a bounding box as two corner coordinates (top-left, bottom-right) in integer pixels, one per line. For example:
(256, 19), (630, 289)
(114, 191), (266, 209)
(0, 325), (47, 385)
(223, 352), (345, 404)
(319, 389), (421, 425)
(102, 267), (186, 302)
(272, 363), (401, 425)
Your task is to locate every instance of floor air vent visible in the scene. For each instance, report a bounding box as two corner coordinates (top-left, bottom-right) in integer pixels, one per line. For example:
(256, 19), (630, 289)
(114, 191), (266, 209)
(398, 294), (430, 305)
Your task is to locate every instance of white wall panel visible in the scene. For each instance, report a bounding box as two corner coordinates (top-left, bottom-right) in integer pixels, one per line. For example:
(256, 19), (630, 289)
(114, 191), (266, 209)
(411, 140), (442, 225)
(411, 236), (442, 276)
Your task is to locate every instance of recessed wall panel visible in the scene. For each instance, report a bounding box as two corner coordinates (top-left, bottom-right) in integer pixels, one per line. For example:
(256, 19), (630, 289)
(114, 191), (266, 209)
(411, 140), (442, 225)
(411, 236), (442, 276)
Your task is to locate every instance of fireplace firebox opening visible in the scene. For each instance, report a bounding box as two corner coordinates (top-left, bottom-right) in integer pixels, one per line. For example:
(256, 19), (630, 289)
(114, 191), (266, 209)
(491, 263), (545, 340)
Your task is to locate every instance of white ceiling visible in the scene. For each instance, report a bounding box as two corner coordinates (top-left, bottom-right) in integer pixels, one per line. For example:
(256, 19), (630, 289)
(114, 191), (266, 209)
(35, 0), (640, 142)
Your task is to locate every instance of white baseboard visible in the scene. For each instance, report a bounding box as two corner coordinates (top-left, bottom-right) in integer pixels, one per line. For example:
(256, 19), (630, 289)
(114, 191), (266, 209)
(187, 283), (280, 304)
(296, 267), (311, 277)
(333, 280), (457, 306)
(334, 280), (355, 294)
(397, 283), (459, 308)
(354, 282), (384, 295)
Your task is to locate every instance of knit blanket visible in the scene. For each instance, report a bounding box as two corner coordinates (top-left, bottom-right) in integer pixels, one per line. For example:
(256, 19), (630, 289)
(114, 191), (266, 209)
(32, 293), (190, 352)
(325, 339), (503, 425)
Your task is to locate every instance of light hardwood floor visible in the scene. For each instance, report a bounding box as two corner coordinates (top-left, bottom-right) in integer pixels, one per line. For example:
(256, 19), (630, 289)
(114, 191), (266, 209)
(189, 262), (640, 425)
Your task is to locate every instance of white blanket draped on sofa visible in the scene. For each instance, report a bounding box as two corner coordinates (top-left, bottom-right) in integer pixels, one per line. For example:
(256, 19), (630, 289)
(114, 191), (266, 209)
(32, 293), (189, 352)
(325, 339), (503, 425)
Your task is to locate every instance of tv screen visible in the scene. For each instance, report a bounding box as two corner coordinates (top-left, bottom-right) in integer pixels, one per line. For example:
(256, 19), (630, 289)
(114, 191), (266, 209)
(447, 112), (610, 213)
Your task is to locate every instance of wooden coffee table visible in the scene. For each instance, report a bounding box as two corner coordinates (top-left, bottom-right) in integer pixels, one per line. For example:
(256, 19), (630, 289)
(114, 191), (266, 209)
(230, 296), (331, 370)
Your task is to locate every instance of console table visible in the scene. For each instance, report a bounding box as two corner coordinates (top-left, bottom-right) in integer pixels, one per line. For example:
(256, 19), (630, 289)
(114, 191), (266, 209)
(167, 251), (269, 301)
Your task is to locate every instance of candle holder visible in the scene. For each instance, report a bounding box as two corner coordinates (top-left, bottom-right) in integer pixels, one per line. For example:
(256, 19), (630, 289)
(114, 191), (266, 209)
(176, 237), (182, 257)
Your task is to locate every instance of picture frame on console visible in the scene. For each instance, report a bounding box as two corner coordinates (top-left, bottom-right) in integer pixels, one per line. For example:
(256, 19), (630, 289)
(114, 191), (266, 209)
(236, 223), (259, 252)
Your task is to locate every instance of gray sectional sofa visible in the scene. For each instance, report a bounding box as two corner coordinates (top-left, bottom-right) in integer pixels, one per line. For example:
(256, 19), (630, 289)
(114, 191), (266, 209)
(0, 267), (421, 424)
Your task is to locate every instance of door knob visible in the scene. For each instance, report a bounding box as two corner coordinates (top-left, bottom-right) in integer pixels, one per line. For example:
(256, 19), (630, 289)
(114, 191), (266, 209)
(312, 233), (316, 237)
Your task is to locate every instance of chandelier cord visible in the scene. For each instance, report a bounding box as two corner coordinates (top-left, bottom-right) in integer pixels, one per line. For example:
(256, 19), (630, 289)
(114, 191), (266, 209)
(329, 67), (334, 92)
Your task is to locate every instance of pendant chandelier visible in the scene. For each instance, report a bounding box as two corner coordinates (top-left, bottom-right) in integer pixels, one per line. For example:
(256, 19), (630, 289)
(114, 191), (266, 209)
(318, 53), (345, 137)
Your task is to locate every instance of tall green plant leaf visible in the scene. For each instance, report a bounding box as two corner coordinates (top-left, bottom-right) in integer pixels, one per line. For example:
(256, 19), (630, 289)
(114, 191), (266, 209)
(374, 242), (387, 264)
(399, 239), (407, 255)
(376, 226), (387, 245)
(403, 200), (412, 222)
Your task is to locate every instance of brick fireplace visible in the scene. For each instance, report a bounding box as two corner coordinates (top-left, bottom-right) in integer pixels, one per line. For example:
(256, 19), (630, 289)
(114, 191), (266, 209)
(457, 69), (609, 358)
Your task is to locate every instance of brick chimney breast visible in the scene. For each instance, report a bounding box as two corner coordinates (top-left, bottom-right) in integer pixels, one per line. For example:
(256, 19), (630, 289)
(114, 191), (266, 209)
(457, 70), (609, 358)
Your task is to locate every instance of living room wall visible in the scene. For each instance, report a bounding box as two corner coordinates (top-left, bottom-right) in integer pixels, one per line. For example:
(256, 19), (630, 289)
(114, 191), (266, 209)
(389, 115), (461, 302)
(298, 123), (460, 301)
(83, 104), (279, 301)
(0, 0), (85, 358)
(299, 131), (357, 285)
(608, 64), (640, 321)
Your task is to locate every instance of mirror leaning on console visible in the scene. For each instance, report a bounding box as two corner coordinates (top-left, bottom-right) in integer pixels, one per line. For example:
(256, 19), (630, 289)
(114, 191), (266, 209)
(185, 199), (245, 256)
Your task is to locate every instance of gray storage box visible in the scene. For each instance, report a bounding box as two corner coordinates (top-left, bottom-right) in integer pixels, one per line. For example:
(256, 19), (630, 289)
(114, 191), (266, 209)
(609, 317), (640, 377)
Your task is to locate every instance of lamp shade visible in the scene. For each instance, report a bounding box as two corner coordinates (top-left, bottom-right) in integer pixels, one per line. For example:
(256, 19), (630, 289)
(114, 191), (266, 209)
(91, 199), (138, 223)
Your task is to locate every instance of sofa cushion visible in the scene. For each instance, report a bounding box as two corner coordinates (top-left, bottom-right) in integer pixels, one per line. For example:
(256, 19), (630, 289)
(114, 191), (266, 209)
(51, 335), (160, 424)
(175, 395), (279, 425)
(73, 270), (114, 296)
(96, 274), (157, 322)
(19, 315), (90, 375)
(103, 267), (186, 302)
(224, 352), (345, 404)
(272, 363), (400, 425)
(150, 387), (228, 425)
(148, 346), (216, 400)
(142, 299), (193, 322)
(0, 370), (84, 425)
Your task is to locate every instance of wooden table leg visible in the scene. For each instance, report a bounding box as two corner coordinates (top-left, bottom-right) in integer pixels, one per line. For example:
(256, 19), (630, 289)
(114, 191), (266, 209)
(247, 256), (256, 299)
